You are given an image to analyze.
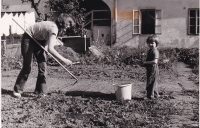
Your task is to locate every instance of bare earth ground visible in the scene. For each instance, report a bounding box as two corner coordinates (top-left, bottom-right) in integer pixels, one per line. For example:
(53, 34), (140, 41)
(1, 61), (199, 127)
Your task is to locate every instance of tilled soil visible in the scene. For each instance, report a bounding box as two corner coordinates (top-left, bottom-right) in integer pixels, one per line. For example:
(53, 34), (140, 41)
(1, 63), (199, 128)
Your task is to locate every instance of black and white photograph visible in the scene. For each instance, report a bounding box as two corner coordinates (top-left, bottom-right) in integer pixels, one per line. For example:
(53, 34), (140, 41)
(1, 0), (199, 127)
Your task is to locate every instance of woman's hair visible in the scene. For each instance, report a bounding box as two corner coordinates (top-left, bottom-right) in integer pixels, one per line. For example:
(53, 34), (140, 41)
(55, 13), (75, 29)
(146, 34), (159, 46)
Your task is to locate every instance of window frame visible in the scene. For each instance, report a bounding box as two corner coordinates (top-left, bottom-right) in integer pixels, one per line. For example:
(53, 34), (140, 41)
(155, 10), (162, 34)
(133, 9), (162, 35)
(188, 8), (199, 35)
(132, 10), (141, 34)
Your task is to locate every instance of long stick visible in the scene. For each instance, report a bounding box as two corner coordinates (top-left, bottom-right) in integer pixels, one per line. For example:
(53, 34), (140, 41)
(12, 18), (78, 81)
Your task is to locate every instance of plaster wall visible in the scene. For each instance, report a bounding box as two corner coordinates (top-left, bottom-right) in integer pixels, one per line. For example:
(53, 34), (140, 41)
(1, 0), (33, 12)
(2, 0), (28, 5)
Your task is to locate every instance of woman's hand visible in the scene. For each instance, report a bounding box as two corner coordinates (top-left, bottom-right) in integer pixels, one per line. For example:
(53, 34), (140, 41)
(55, 39), (64, 46)
(63, 58), (73, 66)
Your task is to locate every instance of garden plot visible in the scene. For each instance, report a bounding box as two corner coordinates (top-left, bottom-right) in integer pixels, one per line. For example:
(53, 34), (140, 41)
(1, 47), (199, 127)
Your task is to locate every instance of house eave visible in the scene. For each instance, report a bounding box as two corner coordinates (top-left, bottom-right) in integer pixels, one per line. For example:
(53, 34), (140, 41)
(1, 5), (34, 12)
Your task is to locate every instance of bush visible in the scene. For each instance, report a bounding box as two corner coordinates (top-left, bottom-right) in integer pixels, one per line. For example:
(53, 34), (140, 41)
(102, 46), (148, 66)
(1, 57), (22, 71)
(177, 48), (199, 67)
(74, 46), (199, 73)
(2, 45), (199, 77)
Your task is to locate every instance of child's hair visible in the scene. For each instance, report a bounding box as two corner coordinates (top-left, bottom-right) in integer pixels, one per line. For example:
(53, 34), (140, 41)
(55, 13), (75, 29)
(146, 34), (159, 46)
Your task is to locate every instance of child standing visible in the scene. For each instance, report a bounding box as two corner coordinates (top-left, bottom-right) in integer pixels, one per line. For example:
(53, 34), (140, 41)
(143, 34), (160, 99)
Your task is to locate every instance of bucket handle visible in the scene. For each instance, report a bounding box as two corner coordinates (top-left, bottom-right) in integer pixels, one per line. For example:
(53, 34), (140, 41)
(113, 83), (132, 92)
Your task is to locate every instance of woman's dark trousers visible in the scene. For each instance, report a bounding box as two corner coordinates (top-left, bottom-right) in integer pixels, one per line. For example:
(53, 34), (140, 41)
(14, 33), (47, 94)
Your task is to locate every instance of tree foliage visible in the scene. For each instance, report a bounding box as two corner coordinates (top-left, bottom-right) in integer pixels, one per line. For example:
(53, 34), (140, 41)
(46, 0), (85, 26)
(21, 0), (86, 36)
(21, 0), (43, 20)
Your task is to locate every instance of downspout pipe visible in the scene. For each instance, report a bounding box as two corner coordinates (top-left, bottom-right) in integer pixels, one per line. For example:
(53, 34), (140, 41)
(115, 0), (117, 23)
(114, 0), (117, 44)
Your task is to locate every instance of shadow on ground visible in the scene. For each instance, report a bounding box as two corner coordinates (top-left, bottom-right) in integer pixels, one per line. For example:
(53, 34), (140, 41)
(65, 91), (116, 100)
(1, 88), (13, 96)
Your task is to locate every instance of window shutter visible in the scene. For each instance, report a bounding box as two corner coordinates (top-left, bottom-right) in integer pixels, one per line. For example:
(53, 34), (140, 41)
(133, 10), (141, 34)
(197, 10), (199, 34)
(188, 9), (199, 35)
(155, 10), (162, 34)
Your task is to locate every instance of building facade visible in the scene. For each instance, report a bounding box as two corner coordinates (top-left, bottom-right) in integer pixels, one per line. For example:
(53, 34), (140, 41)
(103, 0), (199, 48)
(1, 0), (199, 48)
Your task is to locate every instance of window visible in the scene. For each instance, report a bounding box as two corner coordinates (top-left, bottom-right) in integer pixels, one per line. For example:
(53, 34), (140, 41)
(133, 10), (141, 34)
(188, 9), (199, 35)
(133, 9), (162, 34)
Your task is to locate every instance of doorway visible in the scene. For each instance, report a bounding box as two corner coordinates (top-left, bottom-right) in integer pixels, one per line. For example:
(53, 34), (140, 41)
(80, 0), (111, 46)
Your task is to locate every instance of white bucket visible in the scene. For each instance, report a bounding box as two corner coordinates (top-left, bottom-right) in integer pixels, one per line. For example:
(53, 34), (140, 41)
(114, 83), (132, 100)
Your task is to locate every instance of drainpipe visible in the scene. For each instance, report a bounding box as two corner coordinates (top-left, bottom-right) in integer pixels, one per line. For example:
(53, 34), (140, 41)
(115, 0), (117, 23)
(114, 0), (117, 44)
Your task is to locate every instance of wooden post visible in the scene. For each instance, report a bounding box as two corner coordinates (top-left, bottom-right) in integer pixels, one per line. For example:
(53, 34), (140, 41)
(1, 40), (6, 56)
(91, 11), (94, 42)
(84, 35), (86, 53)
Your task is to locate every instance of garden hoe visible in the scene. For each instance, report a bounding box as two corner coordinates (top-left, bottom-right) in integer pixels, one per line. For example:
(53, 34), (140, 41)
(12, 18), (79, 85)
